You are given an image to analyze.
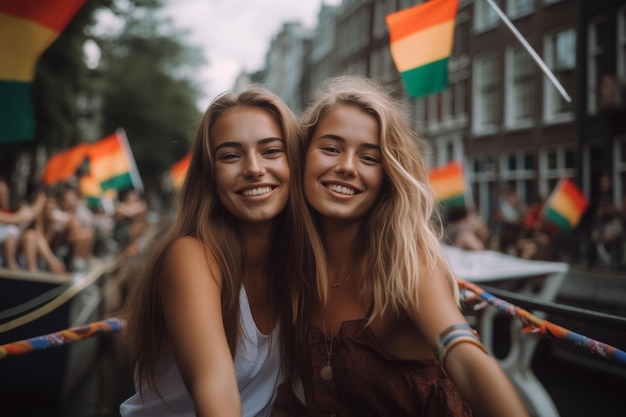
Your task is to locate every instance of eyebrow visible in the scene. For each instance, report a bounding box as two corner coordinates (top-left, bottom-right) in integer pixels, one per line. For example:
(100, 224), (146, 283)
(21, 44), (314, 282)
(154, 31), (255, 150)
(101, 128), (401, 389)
(318, 134), (381, 151)
(214, 137), (284, 152)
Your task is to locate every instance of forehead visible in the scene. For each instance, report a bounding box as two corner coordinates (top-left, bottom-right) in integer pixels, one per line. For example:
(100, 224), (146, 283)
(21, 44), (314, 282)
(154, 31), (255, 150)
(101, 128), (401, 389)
(315, 105), (380, 144)
(210, 106), (282, 148)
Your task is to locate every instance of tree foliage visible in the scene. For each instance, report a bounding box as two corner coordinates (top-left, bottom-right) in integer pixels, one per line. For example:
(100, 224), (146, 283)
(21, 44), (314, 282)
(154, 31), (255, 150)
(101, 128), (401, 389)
(97, 5), (203, 190)
(6, 0), (204, 195)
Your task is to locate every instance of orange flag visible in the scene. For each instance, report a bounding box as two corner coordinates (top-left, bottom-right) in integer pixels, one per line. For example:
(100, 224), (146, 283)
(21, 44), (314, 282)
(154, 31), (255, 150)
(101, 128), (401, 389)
(42, 143), (91, 185)
(170, 153), (191, 189)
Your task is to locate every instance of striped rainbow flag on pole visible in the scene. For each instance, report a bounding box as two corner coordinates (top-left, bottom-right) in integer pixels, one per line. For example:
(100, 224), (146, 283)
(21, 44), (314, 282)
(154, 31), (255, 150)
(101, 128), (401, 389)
(0, 0), (85, 144)
(429, 161), (467, 209)
(386, 0), (459, 98)
(541, 178), (588, 232)
(87, 129), (144, 193)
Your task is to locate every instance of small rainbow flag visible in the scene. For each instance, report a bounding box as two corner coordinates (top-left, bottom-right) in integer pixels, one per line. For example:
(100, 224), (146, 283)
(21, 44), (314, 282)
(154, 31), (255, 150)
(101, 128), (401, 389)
(0, 0), (85, 144)
(87, 130), (143, 193)
(429, 161), (466, 208)
(386, 0), (459, 98)
(42, 143), (91, 185)
(541, 178), (588, 231)
(170, 153), (191, 189)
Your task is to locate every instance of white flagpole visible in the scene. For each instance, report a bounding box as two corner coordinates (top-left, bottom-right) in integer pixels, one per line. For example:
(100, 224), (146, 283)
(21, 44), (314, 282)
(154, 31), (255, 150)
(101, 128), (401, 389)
(484, 0), (572, 103)
(116, 128), (144, 192)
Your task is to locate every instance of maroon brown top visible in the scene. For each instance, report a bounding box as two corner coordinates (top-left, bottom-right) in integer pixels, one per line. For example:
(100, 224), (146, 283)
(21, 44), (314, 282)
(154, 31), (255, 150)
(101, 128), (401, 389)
(301, 318), (474, 417)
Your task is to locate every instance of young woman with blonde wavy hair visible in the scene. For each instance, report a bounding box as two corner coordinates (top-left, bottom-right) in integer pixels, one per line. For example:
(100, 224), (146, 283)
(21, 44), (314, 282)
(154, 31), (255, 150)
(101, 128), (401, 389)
(275, 75), (529, 417)
(120, 87), (319, 417)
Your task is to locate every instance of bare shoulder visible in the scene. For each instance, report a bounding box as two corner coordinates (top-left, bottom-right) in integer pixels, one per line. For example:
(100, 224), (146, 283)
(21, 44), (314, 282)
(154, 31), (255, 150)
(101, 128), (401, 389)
(161, 236), (222, 289)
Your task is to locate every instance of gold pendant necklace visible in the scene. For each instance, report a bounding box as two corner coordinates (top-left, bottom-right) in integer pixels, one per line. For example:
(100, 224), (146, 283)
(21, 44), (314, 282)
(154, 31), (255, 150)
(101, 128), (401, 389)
(321, 275), (351, 381)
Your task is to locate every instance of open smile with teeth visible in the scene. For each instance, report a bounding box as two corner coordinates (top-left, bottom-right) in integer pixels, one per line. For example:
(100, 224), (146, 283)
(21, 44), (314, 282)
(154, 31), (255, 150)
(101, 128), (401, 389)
(325, 183), (357, 196)
(241, 186), (273, 197)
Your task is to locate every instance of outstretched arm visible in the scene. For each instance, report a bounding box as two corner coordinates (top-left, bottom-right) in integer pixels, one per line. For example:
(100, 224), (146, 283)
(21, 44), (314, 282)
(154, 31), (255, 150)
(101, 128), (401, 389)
(408, 270), (529, 417)
(160, 236), (242, 417)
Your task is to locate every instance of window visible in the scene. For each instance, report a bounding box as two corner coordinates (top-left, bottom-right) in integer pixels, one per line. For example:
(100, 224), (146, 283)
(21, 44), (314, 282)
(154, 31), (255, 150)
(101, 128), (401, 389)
(538, 147), (576, 198)
(499, 152), (536, 202)
(475, 0), (501, 33)
(427, 94), (440, 130)
(505, 44), (534, 128)
(469, 156), (498, 222)
(507, 0), (534, 19)
(452, 13), (470, 61)
(473, 53), (500, 134)
(373, 1), (386, 39)
(370, 48), (382, 79)
(453, 77), (468, 124)
(382, 44), (395, 82)
(543, 28), (576, 123)
(588, 17), (605, 115)
(618, 6), (626, 85)
(615, 138), (626, 204)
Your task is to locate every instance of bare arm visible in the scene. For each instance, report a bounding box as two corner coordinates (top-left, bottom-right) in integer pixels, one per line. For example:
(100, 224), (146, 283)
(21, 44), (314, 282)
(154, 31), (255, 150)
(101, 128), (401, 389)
(456, 230), (486, 251)
(408, 270), (529, 417)
(160, 237), (242, 417)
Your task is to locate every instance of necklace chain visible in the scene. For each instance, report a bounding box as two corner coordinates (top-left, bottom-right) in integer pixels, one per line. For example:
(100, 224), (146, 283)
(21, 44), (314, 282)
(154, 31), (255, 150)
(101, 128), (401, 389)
(321, 275), (351, 381)
(331, 275), (351, 288)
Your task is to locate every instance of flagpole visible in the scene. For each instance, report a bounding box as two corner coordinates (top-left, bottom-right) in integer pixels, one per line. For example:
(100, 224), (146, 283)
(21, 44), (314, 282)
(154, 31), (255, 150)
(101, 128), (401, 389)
(483, 0), (572, 103)
(116, 128), (144, 192)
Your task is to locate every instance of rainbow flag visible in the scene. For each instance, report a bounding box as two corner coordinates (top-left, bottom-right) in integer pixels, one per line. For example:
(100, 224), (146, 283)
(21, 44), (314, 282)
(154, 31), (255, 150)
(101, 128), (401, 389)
(386, 0), (459, 98)
(170, 153), (191, 189)
(0, 0), (85, 144)
(87, 130), (143, 193)
(429, 161), (466, 208)
(42, 143), (91, 185)
(541, 178), (588, 231)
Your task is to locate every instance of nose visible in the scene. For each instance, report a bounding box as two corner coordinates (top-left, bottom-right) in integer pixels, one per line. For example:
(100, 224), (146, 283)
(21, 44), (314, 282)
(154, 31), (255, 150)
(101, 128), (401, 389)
(334, 152), (356, 177)
(243, 153), (266, 178)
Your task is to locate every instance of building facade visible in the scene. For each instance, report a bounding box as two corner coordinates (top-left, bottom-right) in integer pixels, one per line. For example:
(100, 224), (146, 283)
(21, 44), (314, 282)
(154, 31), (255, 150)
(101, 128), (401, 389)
(255, 0), (626, 232)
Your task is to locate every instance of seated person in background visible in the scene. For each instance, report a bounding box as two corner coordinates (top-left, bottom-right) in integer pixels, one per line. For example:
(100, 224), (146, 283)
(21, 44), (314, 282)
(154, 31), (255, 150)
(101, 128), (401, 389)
(0, 178), (45, 270)
(113, 188), (147, 253)
(50, 184), (96, 272)
(21, 186), (67, 274)
(444, 206), (486, 251)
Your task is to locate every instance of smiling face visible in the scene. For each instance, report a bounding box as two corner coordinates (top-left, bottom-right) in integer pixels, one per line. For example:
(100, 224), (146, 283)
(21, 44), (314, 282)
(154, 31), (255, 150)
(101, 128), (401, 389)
(211, 105), (290, 225)
(304, 105), (384, 223)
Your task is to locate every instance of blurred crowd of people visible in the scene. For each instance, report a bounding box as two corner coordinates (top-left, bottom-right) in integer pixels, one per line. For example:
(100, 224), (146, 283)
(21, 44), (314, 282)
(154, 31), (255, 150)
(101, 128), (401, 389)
(0, 177), (148, 275)
(443, 179), (626, 269)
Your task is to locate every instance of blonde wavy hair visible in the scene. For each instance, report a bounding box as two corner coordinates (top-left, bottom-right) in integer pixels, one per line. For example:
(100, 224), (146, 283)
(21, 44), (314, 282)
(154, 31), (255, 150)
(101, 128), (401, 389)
(300, 75), (459, 321)
(123, 87), (319, 393)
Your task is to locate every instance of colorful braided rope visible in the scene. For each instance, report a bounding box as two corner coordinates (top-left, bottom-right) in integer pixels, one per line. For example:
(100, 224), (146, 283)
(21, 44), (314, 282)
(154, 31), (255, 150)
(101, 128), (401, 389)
(0, 317), (125, 359)
(458, 278), (626, 366)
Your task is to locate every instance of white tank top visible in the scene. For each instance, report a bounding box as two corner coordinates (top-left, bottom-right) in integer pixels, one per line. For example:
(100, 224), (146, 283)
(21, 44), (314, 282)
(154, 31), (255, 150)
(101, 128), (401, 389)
(119, 288), (282, 417)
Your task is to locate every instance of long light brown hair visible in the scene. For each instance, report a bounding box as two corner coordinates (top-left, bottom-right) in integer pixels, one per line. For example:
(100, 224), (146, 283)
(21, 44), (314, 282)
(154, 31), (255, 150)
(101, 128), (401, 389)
(300, 75), (459, 321)
(123, 87), (320, 393)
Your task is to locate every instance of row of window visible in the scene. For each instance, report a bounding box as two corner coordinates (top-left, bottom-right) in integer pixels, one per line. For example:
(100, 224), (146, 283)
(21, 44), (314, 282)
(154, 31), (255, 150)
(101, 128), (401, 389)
(423, 5), (626, 135)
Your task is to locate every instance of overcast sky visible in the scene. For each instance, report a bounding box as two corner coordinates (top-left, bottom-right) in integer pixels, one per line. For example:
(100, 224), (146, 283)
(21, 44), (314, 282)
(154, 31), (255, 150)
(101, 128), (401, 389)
(163, 0), (341, 109)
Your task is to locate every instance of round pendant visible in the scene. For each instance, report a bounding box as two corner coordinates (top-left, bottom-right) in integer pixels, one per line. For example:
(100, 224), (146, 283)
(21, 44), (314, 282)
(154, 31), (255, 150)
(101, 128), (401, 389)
(320, 365), (333, 381)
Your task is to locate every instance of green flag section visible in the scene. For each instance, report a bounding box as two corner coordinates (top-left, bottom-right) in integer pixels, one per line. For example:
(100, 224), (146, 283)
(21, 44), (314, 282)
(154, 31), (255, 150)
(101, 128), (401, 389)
(541, 178), (588, 232)
(386, 0), (459, 99)
(0, 0), (86, 144)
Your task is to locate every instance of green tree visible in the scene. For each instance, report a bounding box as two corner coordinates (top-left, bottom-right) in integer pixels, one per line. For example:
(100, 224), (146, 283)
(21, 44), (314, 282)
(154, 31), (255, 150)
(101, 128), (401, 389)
(97, 4), (203, 194)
